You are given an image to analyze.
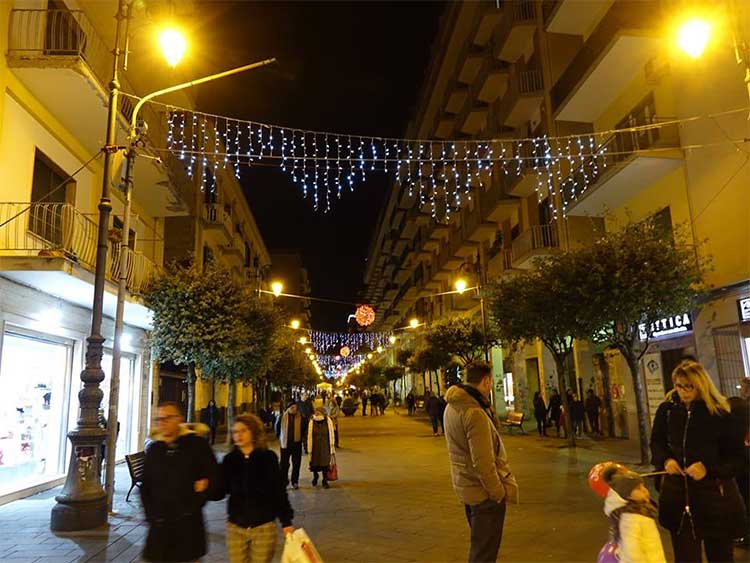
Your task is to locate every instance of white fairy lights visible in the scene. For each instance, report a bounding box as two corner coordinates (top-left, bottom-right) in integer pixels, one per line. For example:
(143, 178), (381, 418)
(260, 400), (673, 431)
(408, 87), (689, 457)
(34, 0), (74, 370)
(159, 105), (667, 219)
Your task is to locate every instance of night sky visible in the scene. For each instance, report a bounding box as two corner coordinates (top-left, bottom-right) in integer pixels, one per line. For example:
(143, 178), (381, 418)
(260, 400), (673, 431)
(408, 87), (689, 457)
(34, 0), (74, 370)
(192, 1), (444, 330)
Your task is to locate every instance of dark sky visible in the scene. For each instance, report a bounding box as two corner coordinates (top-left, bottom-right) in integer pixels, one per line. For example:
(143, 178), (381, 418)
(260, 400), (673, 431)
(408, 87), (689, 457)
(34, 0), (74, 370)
(192, 1), (444, 330)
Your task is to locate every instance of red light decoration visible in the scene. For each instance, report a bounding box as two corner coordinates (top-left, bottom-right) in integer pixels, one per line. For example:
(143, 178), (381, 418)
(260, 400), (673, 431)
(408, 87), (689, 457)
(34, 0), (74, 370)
(355, 304), (375, 327)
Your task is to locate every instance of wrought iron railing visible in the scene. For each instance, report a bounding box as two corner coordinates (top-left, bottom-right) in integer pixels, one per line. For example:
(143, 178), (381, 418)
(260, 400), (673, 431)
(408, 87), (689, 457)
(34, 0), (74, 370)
(0, 203), (159, 295)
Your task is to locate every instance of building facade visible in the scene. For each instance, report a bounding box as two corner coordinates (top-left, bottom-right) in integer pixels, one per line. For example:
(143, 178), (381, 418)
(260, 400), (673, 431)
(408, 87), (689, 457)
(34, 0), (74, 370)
(364, 0), (750, 438)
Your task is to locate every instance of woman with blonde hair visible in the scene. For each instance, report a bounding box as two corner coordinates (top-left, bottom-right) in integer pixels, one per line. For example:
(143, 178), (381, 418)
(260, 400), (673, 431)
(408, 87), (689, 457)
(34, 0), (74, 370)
(650, 360), (746, 562)
(213, 414), (295, 563)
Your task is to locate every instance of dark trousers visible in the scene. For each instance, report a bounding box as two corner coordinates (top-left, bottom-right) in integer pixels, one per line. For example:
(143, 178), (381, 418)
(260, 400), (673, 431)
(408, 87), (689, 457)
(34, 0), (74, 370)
(312, 466), (329, 484)
(464, 499), (506, 563)
(280, 441), (302, 486)
(587, 411), (600, 434)
(429, 414), (443, 434)
(362, 402), (368, 416)
(209, 425), (217, 445)
(535, 415), (546, 436)
(301, 419), (309, 453)
(670, 529), (734, 563)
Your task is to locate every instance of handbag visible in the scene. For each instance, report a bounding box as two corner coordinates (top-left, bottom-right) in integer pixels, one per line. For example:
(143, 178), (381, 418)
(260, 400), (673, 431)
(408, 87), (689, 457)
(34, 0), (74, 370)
(281, 528), (324, 563)
(596, 540), (619, 563)
(327, 453), (338, 481)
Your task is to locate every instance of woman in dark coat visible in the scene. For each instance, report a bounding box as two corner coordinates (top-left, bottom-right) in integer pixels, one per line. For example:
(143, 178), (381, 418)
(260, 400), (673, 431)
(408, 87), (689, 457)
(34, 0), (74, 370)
(307, 407), (336, 488)
(214, 414), (294, 563)
(533, 391), (547, 436)
(206, 399), (220, 445)
(650, 360), (747, 562)
(547, 389), (562, 437)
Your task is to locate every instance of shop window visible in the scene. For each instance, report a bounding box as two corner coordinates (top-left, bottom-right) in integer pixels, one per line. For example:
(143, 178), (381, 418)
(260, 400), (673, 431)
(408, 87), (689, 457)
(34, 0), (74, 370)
(0, 330), (72, 495)
(100, 352), (138, 458)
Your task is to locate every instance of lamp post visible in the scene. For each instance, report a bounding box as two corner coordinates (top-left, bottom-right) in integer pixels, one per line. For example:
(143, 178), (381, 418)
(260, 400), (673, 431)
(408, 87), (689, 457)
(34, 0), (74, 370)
(104, 58), (276, 511)
(50, 0), (128, 532)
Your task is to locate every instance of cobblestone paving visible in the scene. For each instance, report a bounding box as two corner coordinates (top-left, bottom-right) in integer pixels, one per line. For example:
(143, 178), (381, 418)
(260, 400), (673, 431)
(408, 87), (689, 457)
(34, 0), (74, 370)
(1, 410), (748, 562)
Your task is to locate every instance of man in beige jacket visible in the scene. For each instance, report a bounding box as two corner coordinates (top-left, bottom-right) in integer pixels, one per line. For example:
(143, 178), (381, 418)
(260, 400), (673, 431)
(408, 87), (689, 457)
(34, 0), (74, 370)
(444, 362), (518, 563)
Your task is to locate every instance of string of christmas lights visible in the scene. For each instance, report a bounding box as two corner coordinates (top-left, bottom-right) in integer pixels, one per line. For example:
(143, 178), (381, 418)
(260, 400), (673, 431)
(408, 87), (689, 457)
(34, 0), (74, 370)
(309, 330), (394, 356)
(132, 95), (697, 219)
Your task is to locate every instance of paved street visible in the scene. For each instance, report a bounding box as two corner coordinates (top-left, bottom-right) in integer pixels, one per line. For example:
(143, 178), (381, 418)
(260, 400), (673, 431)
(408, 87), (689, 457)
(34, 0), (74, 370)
(0, 411), (748, 563)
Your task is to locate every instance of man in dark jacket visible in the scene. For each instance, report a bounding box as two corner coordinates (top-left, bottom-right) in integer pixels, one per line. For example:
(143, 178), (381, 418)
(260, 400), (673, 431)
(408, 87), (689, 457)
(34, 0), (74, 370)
(425, 391), (443, 436)
(141, 403), (218, 563)
(584, 389), (602, 435)
(276, 401), (303, 489)
(296, 394), (313, 454)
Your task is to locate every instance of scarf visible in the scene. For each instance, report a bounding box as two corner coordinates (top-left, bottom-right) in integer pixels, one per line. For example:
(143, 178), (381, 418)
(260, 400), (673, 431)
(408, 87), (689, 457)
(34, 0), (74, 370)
(459, 384), (501, 433)
(609, 500), (658, 544)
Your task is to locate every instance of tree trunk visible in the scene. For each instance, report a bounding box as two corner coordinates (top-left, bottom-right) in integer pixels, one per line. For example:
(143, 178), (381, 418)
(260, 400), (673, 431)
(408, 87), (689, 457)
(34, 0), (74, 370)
(226, 381), (236, 446)
(598, 355), (616, 438)
(435, 370), (441, 395)
(186, 363), (197, 423)
(623, 349), (650, 465)
(421, 372), (427, 394)
(554, 356), (576, 447)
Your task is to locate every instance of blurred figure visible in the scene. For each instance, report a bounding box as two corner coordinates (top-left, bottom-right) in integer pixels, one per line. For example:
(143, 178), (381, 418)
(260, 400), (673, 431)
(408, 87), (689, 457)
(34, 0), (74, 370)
(307, 407), (336, 489)
(276, 401), (303, 490)
(206, 399), (220, 445)
(533, 391), (547, 437)
(406, 391), (416, 416)
(585, 389), (602, 435)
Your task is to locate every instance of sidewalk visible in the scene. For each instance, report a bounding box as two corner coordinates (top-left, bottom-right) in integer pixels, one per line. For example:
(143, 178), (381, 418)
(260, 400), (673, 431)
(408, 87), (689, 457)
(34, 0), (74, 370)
(0, 412), (747, 562)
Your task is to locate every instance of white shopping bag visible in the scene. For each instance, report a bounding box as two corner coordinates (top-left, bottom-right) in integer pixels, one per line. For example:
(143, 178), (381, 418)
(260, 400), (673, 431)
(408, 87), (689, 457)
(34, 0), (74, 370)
(281, 528), (324, 563)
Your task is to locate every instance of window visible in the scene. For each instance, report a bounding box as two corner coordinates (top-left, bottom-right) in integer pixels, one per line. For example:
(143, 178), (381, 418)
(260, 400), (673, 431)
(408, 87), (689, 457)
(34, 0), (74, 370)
(30, 150), (75, 246)
(538, 197), (552, 225)
(652, 206), (673, 239)
(203, 245), (214, 268)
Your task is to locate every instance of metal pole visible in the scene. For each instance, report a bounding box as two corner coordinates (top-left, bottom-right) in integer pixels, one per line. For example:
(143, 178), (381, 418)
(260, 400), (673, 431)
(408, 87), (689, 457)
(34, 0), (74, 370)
(51, 0), (127, 532)
(105, 145), (135, 512)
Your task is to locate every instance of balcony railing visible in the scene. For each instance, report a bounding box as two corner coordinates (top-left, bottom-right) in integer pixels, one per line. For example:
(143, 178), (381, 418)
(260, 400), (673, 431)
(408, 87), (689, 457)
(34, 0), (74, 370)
(0, 203), (159, 295)
(203, 203), (234, 235)
(511, 224), (560, 262)
(519, 69), (544, 95)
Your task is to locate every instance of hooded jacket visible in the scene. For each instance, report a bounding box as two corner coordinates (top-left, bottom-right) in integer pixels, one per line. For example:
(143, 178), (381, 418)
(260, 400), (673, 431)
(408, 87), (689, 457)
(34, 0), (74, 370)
(443, 384), (518, 506)
(603, 488), (666, 563)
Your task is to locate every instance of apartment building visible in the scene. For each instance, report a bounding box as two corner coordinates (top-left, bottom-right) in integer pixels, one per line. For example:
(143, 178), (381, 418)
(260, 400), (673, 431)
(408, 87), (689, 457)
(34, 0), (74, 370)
(364, 0), (750, 440)
(0, 0), (271, 501)
(268, 250), (312, 326)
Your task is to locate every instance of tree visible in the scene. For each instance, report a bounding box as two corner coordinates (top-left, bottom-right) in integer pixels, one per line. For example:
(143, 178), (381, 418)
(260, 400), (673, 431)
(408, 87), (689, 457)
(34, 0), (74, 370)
(383, 366), (405, 398)
(424, 316), (489, 366)
(410, 341), (451, 394)
(142, 263), (245, 422)
(576, 219), (707, 463)
(487, 250), (598, 446)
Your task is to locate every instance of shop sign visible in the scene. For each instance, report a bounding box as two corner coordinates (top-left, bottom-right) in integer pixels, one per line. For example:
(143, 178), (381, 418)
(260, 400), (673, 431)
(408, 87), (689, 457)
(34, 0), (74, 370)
(738, 298), (750, 323)
(639, 313), (692, 341)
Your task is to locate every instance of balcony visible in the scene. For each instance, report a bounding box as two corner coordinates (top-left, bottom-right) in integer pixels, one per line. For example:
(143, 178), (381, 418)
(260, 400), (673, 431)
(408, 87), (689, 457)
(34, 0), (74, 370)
(479, 173), (520, 223)
(462, 203), (496, 243)
(444, 81), (469, 114)
(474, 4), (503, 46)
(476, 57), (511, 104)
(434, 113), (457, 139)
(505, 141), (546, 198)
(487, 248), (516, 279)
(201, 203), (234, 241)
(492, 0), (537, 63)
(6, 9), (192, 218)
(0, 203), (157, 328)
(219, 231), (245, 265)
(495, 65), (544, 129)
(511, 224), (560, 269)
(543, 0), (611, 36)
(562, 121), (682, 216)
(550, 1), (661, 122)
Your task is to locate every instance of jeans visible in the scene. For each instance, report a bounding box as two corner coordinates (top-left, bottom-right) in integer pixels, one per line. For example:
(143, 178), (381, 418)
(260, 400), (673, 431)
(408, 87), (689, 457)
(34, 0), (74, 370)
(535, 415), (546, 436)
(464, 498), (506, 563)
(670, 529), (734, 563)
(587, 411), (600, 434)
(280, 441), (302, 486)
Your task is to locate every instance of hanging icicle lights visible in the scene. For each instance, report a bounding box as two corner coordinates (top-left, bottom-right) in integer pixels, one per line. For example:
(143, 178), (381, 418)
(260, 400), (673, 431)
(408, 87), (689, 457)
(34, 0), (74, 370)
(309, 330), (394, 357)
(156, 100), (690, 219)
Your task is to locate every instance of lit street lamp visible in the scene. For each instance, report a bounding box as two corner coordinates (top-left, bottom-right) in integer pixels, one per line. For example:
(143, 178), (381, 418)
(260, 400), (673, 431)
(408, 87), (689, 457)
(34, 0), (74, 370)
(409, 318), (420, 329)
(290, 319), (301, 330)
(271, 281), (284, 297)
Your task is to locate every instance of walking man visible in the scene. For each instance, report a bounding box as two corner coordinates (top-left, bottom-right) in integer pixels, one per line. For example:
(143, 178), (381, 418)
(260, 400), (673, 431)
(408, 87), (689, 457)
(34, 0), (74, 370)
(276, 401), (303, 489)
(584, 389), (602, 435)
(361, 390), (369, 416)
(444, 363), (518, 563)
(141, 402), (219, 562)
(297, 393), (313, 454)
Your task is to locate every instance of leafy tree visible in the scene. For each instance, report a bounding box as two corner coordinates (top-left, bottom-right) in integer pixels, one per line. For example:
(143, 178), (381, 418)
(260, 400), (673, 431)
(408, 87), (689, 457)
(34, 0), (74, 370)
(424, 316), (489, 366)
(142, 263), (245, 422)
(487, 250), (598, 446)
(410, 341), (451, 395)
(576, 219), (707, 463)
(384, 365), (405, 399)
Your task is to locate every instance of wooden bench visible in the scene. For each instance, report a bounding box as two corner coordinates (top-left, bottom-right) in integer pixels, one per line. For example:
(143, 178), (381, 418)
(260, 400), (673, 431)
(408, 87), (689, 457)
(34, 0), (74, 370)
(502, 411), (526, 434)
(125, 451), (145, 502)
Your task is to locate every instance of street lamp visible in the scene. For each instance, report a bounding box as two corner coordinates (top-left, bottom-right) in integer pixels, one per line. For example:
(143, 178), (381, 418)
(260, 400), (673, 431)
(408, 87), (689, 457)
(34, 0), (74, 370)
(299, 336), (308, 345)
(677, 17), (712, 58)
(409, 318), (420, 329)
(389, 335), (397, 344)
(290, 319), (301, 330)
(158, 27), (187, 67)
(454, 278), (468, 294)
(271, 281), (284, 297)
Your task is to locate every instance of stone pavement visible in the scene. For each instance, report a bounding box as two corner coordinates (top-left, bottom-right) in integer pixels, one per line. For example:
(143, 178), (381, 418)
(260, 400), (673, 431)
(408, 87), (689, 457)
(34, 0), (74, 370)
(1, 410), (748, 562)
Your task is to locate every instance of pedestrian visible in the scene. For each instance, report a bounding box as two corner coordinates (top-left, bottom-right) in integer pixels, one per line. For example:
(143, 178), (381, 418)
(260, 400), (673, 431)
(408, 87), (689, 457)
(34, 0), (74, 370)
(407, 391), (416, 416)
(335, 394), (343, 408)
(379, 392), (387, 415)
(325, 395), (341, 448)
(215, 414), (295, 563)
(571, 392), (585, 437)
(533, 391), (547, 437)
(370, 391), (379, 416)
(548, 388), (562, 437)
(276, 401), (303, 490)
(361, 391), (369, 417)
(426, 391), (443, 436)
(297, 393), (313, 454)
(444, 362), (519, 563)
(728, 377), (750, 547)
(601, 466), (666, 563)
(585, 389), (602, 435)
(140, 402), (218, 563)
(307, 407), (336, 488)
(206, 399), (220, 445)
(650, 360), (746, 563)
